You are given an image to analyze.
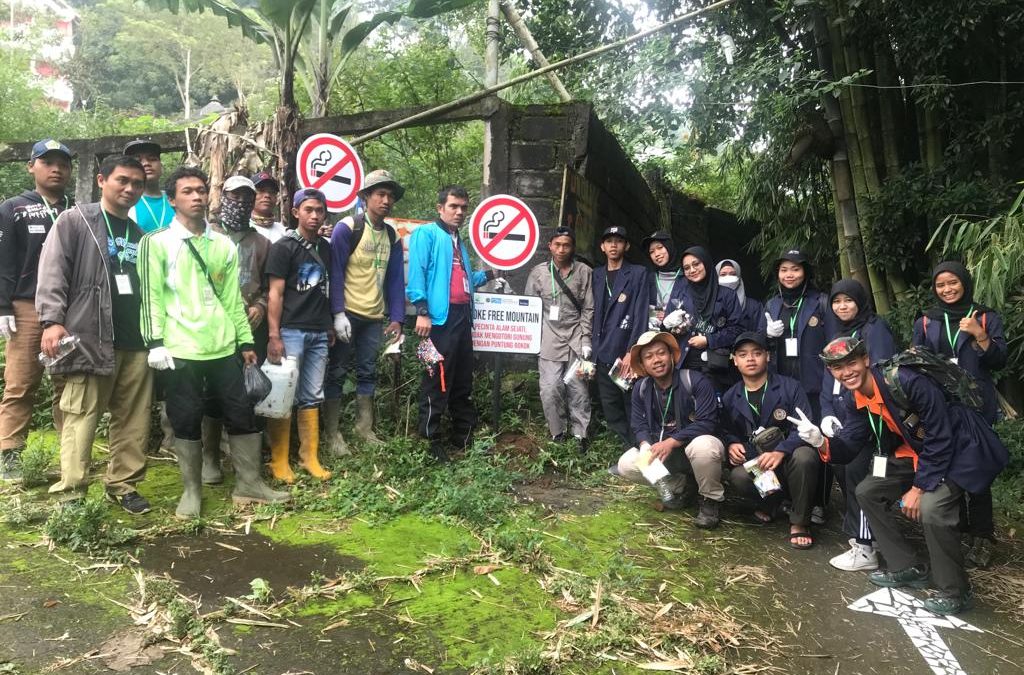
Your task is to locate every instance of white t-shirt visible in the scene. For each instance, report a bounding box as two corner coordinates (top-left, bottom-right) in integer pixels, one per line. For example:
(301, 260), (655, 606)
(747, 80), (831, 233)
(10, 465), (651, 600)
(251, 220), (287, 243)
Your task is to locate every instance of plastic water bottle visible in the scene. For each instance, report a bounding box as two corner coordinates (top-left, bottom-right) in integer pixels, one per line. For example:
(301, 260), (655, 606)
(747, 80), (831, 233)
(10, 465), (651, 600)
(38, 335), (81, 368)
(253, 356), (299, 418)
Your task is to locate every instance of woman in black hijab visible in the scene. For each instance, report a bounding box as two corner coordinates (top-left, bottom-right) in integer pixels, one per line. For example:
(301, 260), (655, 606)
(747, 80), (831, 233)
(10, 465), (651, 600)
(912, 262), (1008, 567)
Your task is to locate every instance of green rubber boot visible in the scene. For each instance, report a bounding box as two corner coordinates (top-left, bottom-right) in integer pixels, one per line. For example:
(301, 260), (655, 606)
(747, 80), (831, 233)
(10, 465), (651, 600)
(174, 439), (203, 520)
(230, 433), (291, 506)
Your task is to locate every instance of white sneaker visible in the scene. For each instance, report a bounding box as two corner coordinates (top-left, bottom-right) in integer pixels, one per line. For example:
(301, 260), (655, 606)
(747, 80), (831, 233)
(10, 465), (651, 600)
(829, 539), (879, 571)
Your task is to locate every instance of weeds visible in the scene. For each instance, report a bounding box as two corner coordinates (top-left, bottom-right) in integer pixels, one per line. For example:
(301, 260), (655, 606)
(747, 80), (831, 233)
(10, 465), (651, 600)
(19, 431), (56, 488)
(43, 497), (134, 554)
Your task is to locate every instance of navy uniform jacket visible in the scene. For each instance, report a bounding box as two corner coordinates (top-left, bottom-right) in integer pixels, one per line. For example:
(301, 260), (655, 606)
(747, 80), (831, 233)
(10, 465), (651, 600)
(739, 296), (764, 333)
(824, 366), (1008, 493)
(759, 290), (831, 397)
(820, 315), (897, 421)
(721, 374), (812, 463)
(631, 369), (718, 448)
(592, 262), (649, 364)
(663, 280), (744, 364)
(912, 310), (1007, 425)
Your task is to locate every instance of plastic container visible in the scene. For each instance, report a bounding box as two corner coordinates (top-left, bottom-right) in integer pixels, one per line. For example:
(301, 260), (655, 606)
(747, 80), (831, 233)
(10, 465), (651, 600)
(38, 335), (81, 368)
(253, 356), (298, 418)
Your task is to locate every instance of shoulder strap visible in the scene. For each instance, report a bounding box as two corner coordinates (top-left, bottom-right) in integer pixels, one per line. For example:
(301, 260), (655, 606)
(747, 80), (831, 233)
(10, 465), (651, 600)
(680, 369), (692, 397)
(552, 263), (584, 314)
(348, 212), (366, 253)
(184, 238), (219, 299)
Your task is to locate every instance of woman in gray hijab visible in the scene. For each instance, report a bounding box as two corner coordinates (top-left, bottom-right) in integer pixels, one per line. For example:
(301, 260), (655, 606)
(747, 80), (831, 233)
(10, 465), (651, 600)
(715, 258), (762, 332)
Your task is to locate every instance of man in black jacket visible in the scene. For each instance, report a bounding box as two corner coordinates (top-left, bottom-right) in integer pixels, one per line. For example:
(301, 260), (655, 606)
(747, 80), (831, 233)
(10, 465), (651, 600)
(0, 139), (74, 480)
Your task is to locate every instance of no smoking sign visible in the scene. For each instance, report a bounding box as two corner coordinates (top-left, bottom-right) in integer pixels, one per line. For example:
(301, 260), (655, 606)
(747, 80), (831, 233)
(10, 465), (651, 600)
(469, 195), (539, 271)
(296, 133), (364, 212)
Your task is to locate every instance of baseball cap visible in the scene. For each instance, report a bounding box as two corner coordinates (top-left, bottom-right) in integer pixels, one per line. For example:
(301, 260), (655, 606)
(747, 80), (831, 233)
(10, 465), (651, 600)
(777, 248), (809, 266)
(122, 139), (162, 156)
(31, 139), (73, 161)
(549, 226), (575, 242)
(820, 336), (867, 365)
(640, 230), (672, 251)
(292, 187), (327, 208)
(628, 331), (681, 377)
(223, 175), (256, 193)
(601, 225), (627, 241)
(251, 171), (279, 190)
(732, 331), (768, 352)
(360, 169), (405, 201)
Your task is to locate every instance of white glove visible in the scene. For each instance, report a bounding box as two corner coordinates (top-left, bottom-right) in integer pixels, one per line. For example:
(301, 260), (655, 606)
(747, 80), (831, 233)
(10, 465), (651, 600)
(663, 309), (688, 331)
(820, 415), (844, 438)
(147, 346), (176, 371)
(764, 312), (785, 338)
(787, 407), (824, 448)
(333, 312), (352, 343)
(648, 316), (662, 331)
(492, 277), (512, 293)
(0, 315), (15, 340)
(582, 345), (592, 360)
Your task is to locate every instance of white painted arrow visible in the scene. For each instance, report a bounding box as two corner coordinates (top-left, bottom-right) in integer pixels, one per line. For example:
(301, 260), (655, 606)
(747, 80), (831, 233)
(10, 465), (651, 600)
(848, 588), (982, 675)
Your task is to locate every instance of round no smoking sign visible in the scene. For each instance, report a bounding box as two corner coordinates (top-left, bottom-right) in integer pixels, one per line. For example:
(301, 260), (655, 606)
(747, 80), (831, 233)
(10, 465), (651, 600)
(469, 195), (539, 271)
(296, 133), (364, 212)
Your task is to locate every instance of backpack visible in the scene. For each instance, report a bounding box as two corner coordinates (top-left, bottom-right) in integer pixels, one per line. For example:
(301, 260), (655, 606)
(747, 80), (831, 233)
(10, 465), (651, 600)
(879, 345), (985, 413)
(348, 212), (397, 254)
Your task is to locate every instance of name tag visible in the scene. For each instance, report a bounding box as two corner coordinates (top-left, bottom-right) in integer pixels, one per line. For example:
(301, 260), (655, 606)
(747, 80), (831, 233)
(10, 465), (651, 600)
(202, 284), (216, 306)
(114, 274), (133, 295)
(785, 337), (799, 357)
(549, 305), (560, 321)
(950, 357), (959, 366)
(832, 379), (841, 396)
(28, 224), (46, 234)
(872, 455), (887, 478)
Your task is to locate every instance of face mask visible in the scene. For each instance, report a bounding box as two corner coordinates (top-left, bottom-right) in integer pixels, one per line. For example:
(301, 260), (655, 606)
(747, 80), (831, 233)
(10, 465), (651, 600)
(220, 191), (255, 232)
(718, 274), (740, 290)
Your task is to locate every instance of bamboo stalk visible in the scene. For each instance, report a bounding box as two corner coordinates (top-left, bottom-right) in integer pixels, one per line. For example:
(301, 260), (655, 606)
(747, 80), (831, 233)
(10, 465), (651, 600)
(500, 0), (572, 102)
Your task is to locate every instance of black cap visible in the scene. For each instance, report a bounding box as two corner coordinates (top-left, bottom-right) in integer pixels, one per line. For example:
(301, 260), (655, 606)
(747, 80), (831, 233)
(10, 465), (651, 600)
(123, 139), (162, 156)
(640, 229), (672, 251)
(777, 248), (808, 266)
(732, 331), (768, 352)
(30, 139), (73, 160)
(549, 226), (575, 242)
(820, 336), (867, 364)
(251, 171), (279, 190)
(601, 225), (627, 241)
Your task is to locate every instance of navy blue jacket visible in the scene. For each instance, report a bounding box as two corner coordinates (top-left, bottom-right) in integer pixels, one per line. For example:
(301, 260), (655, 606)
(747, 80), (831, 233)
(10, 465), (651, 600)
(820, 315), (897, 420)
(825, 366), (1008, 493)
(663, 279), (744, 363)
(759, 290), (831, 396)
(912, 310), (1007, 425)
(739, 296), (764, 333)
(720, 374), (812, 462)
(592, 262), (649, 364)
(630, 369), (719, 448)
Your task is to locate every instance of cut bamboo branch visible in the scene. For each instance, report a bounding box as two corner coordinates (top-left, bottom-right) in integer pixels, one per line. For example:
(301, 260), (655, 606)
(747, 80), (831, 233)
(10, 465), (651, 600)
(500, 1), (572, 102)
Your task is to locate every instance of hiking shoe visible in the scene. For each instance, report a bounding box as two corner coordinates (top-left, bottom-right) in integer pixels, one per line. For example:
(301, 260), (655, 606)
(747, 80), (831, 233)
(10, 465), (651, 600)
(694, 496), (721, 529)
(551, 432), (568, 443)
(965, 537), (994, 569)
(924, 590), (973, 615)
(107, 491), (151, 515)
(573, 435), (590, 453)
(429, 444), (450, 464)
(811, 505), (826, 525)
(0, 449), (23, 482)
(868, 565), (930, 589)
(830, 539), (879, 572)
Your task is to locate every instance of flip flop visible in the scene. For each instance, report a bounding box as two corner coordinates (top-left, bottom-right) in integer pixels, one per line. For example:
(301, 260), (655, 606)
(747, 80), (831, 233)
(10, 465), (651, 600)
(787, 529), (814, 550)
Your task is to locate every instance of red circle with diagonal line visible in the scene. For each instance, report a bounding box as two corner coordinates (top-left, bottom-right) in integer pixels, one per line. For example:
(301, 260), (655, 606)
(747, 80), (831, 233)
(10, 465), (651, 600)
(297, 133), (364, 212)
(469, 195), (539, 271)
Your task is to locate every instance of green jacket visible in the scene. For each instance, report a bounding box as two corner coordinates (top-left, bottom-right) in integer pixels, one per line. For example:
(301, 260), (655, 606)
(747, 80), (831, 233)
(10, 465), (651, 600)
(139, 219), (254, 360)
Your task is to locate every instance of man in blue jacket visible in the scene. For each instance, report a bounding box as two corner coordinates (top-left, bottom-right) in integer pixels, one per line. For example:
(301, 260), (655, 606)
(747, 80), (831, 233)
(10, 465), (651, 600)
(407, 186), (495, 462)
(792, 336), (1009, 614)
(721, 332), (819, 548)
(592, 226), (649, 447)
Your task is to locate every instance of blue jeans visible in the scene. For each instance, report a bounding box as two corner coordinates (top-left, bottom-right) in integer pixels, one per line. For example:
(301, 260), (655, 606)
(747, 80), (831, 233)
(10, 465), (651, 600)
(280, 328), (329, 409)
(325, 313), (383, 399)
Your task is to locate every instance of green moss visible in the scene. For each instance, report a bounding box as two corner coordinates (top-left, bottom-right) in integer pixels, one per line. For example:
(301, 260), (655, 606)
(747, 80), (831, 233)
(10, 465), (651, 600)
(293, 591), (378, 618)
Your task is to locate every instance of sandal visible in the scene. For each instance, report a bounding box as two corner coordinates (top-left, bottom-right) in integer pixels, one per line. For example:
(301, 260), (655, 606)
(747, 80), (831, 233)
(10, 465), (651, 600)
(787, 528), (814, 550)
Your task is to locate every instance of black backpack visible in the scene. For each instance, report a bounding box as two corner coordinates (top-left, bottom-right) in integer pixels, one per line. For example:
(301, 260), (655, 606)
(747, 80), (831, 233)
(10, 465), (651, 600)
(879, 346), (985, 413)
(348, 212), (397, 253)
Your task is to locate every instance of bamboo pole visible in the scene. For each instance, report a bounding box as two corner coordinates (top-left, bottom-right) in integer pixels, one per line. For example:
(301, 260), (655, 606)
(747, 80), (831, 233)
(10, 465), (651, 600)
(500, 0), (572, 102)
(350, 0), (738, 146)
(485, 0), (500, 88)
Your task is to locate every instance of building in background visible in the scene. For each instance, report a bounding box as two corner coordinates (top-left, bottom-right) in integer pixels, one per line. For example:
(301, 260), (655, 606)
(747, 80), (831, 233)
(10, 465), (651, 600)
(3, 0), (78, 111)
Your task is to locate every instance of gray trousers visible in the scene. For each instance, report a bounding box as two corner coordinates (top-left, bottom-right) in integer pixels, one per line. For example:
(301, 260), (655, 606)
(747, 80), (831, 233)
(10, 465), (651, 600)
(538, 357), (591, 438)
(729, 446), (820, 526)
(856, 457), (968, 594)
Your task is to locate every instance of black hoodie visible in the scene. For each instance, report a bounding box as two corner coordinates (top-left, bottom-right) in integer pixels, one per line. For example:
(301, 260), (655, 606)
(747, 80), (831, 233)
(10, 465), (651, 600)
(0, 189), (73, 313)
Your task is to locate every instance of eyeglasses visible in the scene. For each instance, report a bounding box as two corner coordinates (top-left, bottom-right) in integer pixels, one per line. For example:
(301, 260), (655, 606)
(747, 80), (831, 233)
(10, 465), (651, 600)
(682, 261), (704, 272)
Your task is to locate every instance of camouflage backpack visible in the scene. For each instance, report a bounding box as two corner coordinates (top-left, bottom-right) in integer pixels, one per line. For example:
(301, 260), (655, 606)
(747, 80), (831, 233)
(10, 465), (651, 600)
(879, 345), (985, 413)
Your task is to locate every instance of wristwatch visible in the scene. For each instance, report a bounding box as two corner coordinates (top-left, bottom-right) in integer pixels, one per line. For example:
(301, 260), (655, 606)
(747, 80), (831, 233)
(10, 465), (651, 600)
(417, 306), (430, 317)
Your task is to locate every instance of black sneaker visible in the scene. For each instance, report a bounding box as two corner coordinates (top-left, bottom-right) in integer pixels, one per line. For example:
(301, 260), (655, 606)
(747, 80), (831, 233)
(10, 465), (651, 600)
(694, 496), (721, 529)
(0, 448), (23, 482)
(107, 491), (152, 515)
(965, 536), (994, 569)
(868, 565), (930, 589)
(924, 589), (974, 615)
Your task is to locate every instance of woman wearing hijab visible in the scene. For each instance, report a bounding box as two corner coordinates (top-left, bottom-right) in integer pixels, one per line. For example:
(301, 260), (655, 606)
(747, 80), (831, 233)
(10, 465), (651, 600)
(643, 230), (683, 329)
(912, 261), (1008, 568)
(819, 279), (896, 572)
(715, 258), (763, 332)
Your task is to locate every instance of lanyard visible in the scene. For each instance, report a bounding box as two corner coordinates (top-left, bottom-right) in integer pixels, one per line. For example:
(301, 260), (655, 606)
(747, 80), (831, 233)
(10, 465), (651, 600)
(658, 387), (674, 442)
(141, 195), (167, 227)
(102, 210), (130, 270)
(368, 224), (385, 270)
(44, 195), (69, 225)
(867, 410), (885, 455)
(549, 261), (572, 298)
(743, 378), (766, 417)
(656, 270), (679, 305)
(787, 295), (805, 336)
(943, 307), (972, 354)
(605, 274), (613, 299)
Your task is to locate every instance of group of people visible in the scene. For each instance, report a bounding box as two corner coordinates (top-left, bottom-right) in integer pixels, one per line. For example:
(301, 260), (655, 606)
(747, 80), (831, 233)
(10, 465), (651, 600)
(0, 138), (1011, 617)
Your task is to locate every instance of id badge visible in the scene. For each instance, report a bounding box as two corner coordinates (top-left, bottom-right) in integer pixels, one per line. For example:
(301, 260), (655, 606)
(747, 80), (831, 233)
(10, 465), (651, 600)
(463, 277), (470, 294)
(785, 337), (799, 357)
(114, 273), (133, 295)
(832, 379), (841, 396)
(872, 455), (887, 478)
(202, 284), (216, 306)
(549, 305), (560, 321)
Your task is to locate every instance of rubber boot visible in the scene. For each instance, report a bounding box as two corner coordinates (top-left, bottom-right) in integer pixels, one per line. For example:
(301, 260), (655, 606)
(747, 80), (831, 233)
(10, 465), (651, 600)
(265, 416), (295, 483)
(231, 433), (291, 506)
(353, 394), (382, 445)
(201, 416), (224, 485)
(321, 398), (351, 457)
(174, 439), (203, 520)
(297, 408), (332, 480)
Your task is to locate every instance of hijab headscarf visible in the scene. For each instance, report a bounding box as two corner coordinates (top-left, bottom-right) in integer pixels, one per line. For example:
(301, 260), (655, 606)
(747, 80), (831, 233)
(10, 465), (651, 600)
(682, 245), (718, 319)
(643, 231), (678, 273)
(775, 248), (813, 305)
(220, 189), (256, 233)
(829, 278), (873, 337)
(925, 261), (986, 322)
(715, 258), (746, 308)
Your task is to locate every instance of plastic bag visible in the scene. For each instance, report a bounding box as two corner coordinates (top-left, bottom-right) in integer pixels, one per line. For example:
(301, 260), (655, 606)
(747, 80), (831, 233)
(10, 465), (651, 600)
(243, 362), (273, 404)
